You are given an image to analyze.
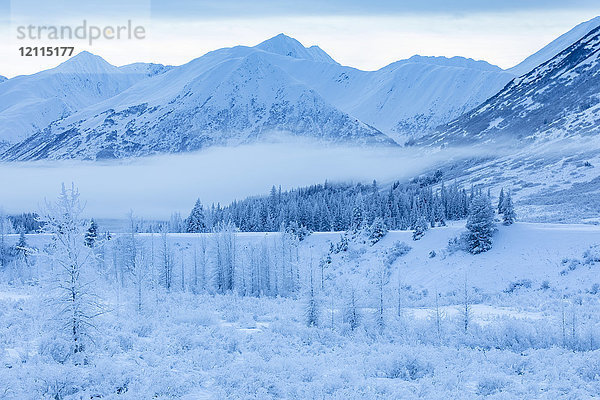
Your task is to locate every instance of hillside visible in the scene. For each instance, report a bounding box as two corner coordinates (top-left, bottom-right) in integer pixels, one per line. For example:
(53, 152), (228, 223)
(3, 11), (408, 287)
(420, 25), (600, 147)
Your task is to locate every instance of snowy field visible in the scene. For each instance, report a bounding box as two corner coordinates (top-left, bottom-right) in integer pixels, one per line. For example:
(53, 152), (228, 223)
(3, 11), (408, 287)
(2, 222), (600, 399)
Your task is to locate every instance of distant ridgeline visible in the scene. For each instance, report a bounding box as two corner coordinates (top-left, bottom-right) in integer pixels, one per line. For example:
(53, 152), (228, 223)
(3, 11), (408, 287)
(181, 172), (482, 233)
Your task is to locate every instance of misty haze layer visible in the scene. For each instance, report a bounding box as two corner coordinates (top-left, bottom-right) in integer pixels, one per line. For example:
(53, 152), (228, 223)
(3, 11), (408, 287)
(0, 142), (478, 218)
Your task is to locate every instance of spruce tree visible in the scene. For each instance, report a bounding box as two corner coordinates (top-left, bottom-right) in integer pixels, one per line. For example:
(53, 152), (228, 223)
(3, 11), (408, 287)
(465, 195), (496, 254)
(85, 219), (98, 248)
(368, 217), (388, 245)
(186, 199), (206, 233)
(502, 191), (516, 225)
(412, 216), (428, 241)
(497, 188), (505, 214)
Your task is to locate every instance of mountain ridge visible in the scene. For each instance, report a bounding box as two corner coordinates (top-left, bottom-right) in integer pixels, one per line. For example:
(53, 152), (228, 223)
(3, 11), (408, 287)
(418, 24), (600, 147)
(2, 17), (599, 161)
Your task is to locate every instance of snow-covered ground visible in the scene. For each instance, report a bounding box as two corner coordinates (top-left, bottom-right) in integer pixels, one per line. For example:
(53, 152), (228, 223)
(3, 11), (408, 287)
(2, 221), (600, 398)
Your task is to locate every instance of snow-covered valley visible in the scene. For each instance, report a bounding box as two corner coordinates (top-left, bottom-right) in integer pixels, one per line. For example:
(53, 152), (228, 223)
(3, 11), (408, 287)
(2, 222), (600, 399)
(1, 9), (600, 400)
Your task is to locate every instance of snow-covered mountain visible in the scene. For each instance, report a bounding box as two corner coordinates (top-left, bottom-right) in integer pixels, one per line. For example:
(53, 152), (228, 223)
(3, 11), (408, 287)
(509, 16), (600, 76)
(0, 52), (168, 151)
(316, 55), (514, 142)
(0, 76), (6, 83)
(419, 24), (600, 147)
(2, 45), (395, 161)
(1, 34), (515, 160)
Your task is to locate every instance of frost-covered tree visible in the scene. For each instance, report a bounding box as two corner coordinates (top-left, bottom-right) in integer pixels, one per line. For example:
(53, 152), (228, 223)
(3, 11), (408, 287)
(305, 261), (319, 327)
(319, 253), (331, 291)
(125, 212), (148, 311)
(502, 191), (516, 225)
(368, 217), (388, 245)
(0, 210), (14, 269)
(14, 230), (33, 280)
(351, 196), (364, 231)
(186, 199), (206, 233)
(84, 219), (98, 248)
(497, 188), (505, 214)
(412, 216), (428, 241)
(40, 184), (100, 357)
(168, 212), (184, 233)
(375, 261), (387, 333)
(160, 225), (173, 292)
(214, 222), (236, 293)
(192, 235), (207, 293)
(343, 288), (360, 331)
(432, 291), (444, 344)
(465, 195), (496, 254)
(461, 278), (472, 333)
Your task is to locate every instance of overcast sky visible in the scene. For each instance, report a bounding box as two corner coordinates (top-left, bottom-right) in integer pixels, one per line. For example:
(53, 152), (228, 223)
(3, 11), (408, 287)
(0, 0), (599, 77)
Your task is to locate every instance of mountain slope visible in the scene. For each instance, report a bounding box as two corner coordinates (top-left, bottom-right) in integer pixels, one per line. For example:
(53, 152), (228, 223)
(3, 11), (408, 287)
(509, 16), (600, 76)
(314, 55), (514, 141)
(419, 25), (600, 147)
(0, 52), (160, 150)
(2, 47), (393, 161)
(0, 76), (6, 83)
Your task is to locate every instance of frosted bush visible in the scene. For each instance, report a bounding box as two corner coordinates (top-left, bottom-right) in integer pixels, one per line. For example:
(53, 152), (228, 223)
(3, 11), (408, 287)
(583, 245), (600, 264)
(384, 241), (411, 266)
(504, 279), (532, 293)
(377, 352), (433, 380)
(476, 376), (507, 396)
(447, 233), (468, 254)
(38, 335), (71, 364)
(578, 355), (600, 381)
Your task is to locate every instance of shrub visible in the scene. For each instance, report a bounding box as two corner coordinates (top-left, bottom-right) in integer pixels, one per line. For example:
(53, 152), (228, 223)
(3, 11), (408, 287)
(476, 376), (507, 396)
(385, 241), (411, 266)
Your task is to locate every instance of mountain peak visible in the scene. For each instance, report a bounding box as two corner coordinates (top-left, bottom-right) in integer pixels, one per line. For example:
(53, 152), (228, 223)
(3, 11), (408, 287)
(53, 51), (118, 74)
(255, 34), (338, 65)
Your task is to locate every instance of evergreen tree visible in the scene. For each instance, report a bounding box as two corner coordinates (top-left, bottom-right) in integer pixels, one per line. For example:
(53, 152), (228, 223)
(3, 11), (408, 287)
(186, 199), (206, 233)
(412, 216), (428, 241)
(85, 219), (98, 248)
(15, 230), (32, 274)
(368, 217), (388, 245)
(465, 195), (496, 254)
(351, 200), (364, 231)
(497, 188), (505, 214)
(502, 191), (516, 225)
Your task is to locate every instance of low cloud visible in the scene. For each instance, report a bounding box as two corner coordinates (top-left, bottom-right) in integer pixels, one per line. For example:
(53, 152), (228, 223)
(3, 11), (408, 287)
(0, 141), (497, 219)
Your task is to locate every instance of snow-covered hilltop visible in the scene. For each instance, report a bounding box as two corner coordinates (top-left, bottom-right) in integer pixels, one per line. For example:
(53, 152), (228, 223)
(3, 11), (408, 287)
(0, 52), (171, 152)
